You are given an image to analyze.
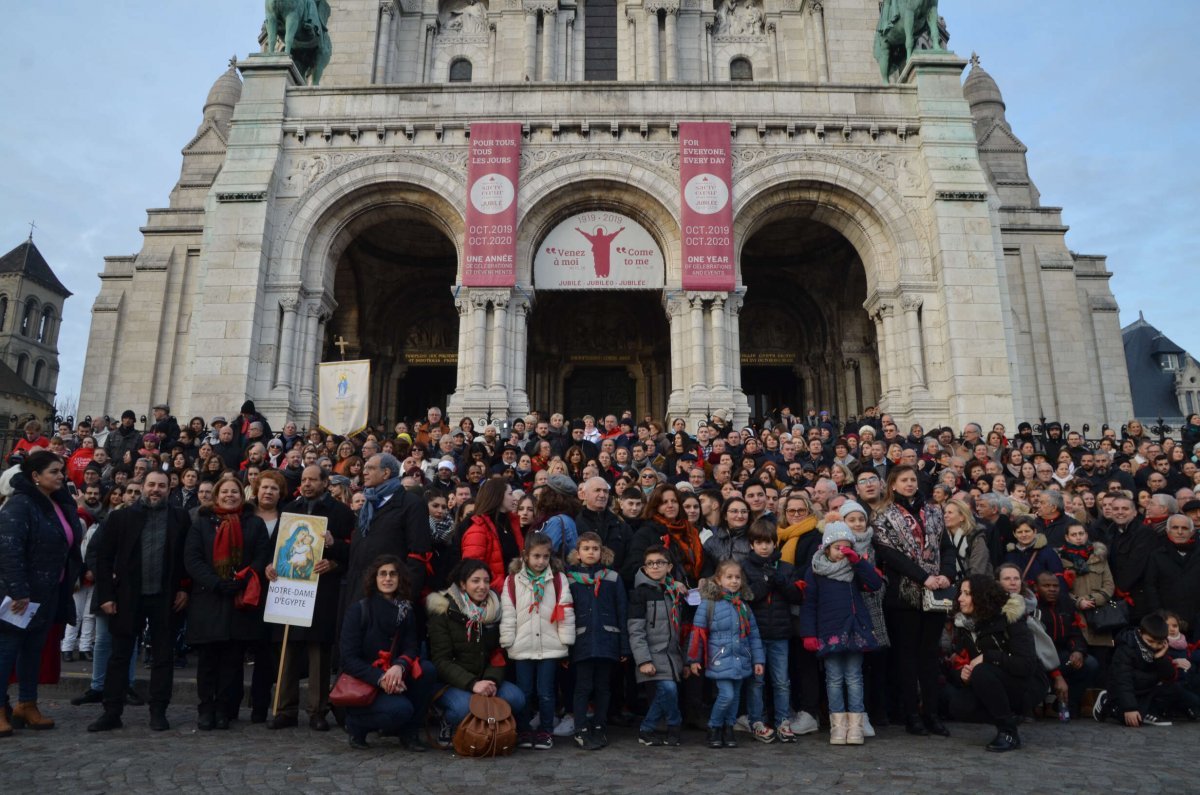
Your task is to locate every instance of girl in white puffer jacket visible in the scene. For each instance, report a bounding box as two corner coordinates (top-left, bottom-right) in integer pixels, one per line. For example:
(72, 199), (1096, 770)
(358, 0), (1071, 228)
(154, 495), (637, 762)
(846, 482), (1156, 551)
(501, 532), (575, 748)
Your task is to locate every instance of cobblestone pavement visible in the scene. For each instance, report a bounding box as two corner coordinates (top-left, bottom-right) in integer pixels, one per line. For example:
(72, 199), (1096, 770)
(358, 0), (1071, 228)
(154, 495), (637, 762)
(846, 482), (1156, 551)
(6, 687), (1199, 795)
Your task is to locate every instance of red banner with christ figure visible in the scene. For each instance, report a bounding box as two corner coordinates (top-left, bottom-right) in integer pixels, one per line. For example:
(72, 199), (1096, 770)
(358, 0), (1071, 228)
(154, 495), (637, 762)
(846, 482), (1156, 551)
(463, 122), (521, 286)
(679, 122), (734, 291)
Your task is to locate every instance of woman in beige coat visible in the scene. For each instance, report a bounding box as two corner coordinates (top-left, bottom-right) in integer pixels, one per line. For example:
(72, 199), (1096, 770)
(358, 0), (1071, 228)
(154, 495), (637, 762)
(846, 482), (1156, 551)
(1057, 523), (1116, 652)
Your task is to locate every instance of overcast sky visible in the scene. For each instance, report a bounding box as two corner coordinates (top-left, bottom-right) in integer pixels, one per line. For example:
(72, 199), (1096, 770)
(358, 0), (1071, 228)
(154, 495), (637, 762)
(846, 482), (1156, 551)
(1, 1), (1196, 412)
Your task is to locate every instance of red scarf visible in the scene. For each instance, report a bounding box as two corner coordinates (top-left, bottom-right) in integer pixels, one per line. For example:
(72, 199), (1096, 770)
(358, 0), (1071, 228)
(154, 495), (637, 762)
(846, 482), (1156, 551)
(212, 505), (244, 579)
(662, 575), (687, 632)
(656, 515), (704, 581)
(722, 591), (752, 639)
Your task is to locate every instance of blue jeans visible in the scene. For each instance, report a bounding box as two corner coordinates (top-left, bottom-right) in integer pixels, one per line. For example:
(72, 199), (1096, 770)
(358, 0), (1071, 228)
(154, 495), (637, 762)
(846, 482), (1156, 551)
(515, 658), (559, 731)
(824, 651), (865, 713)
(640, 679), (681, 732)
(90, 615), (136, 692)
(346, 659), (438, 739)
(747, 638), (790, 726)
(709, 678), (745, 728)
(0, 623), (53, 706)
(438, 680), (526, 729)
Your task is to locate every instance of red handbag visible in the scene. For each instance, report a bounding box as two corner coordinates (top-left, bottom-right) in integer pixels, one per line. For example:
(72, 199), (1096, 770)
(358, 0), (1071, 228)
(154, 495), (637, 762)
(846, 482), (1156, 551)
(329, 672), (378, 708)
(233, 567), (262, 611)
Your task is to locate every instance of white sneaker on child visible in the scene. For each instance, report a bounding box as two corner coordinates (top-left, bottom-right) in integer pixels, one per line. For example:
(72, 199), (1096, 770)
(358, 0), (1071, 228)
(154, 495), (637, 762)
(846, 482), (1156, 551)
(553, 714), (576, 737)
(790, 710), (819, 735)
(861, 713), (875, 737)
(733, 715), (751, 733)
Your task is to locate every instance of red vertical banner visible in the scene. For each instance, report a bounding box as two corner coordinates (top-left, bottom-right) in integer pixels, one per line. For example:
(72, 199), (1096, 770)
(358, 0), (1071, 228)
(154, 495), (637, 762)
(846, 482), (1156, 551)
(463, 122), (521, 286)
(679, 122), (734, 291)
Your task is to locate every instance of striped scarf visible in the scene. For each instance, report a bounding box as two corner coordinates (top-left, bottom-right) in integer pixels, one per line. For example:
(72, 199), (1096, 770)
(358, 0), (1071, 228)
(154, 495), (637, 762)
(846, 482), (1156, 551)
(567, 568), (609, 597)
(662, 575), (688, 632)
(526, 567), (550, 613)
(722, 591), (752, 639)
(456, 590), (487, 643)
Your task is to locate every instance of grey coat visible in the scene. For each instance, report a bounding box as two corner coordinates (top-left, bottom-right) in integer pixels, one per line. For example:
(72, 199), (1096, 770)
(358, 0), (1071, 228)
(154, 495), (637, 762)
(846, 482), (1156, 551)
(626, 569), (684, 683)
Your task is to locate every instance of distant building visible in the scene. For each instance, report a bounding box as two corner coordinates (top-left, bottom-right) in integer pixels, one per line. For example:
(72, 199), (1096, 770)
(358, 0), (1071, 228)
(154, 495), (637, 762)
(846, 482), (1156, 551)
(0, 238), (70, 425)
(1122, 312), (1200, 423)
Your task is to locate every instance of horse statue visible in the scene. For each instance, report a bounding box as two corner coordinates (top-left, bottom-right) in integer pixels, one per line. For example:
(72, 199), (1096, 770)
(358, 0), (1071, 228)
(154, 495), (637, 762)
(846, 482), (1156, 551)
(873, 0), (943, 83)
(264, 0), (333, 86)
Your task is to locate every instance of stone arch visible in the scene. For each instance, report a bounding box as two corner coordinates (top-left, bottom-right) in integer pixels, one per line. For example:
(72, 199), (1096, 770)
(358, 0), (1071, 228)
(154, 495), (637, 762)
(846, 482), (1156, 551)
(20, 296), (39, 337)
(733, 155), (932, 295)
(516, 161), (681, 286)
(273, 156), (467, 294)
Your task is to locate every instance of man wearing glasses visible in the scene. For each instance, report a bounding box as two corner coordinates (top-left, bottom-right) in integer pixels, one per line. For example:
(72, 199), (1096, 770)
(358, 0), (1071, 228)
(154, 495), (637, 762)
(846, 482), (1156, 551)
(855, 472), (886, 518)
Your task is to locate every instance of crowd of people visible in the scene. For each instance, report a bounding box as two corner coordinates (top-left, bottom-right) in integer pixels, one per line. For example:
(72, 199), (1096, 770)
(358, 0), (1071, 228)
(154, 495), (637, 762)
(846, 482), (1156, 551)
(2, 402), (1200, 754)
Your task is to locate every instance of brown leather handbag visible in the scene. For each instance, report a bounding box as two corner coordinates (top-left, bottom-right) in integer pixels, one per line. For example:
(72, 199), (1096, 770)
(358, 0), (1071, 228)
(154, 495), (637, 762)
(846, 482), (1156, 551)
(452, 694), (517, 757)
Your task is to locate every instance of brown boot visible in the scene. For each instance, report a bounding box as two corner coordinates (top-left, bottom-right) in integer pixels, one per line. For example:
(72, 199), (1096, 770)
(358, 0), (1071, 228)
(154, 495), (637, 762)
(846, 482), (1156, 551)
(12, 701), (55, 730)
(0, 705), (12, 737)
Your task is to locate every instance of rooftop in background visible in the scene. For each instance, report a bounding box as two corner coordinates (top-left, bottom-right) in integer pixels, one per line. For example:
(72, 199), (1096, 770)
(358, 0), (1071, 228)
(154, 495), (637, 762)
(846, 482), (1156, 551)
(1122, 311), (1198, 422)
(0, 239), (72, 297)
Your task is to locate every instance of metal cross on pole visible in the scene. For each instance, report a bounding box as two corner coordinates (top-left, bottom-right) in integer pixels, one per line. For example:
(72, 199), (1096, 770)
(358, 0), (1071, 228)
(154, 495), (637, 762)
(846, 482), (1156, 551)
(333, 336), (349, 360)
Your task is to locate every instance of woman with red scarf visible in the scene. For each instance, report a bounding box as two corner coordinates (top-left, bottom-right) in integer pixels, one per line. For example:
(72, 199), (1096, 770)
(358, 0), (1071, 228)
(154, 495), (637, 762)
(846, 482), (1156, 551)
(184, 474), (270, 730)
(626, 484), (713, 727)
(871, 464), (955, 738)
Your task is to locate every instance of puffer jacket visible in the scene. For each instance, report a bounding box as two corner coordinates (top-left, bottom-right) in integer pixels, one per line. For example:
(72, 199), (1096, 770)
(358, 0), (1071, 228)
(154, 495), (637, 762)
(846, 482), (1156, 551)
(460, 513), (524, 591)
(950, 594), (1047, 701)
(1107, 627), (1177, 713)
(687, 580), (764, 680)
(426, 585), (505, 692)
(1003, 533), (1064, 586)
(1060, 541), (1116, 646)
(0, 473), (84, 633)
(565, 547), (629, 661)
(627, 569), (684, 683)
(741, 549), (802, 640)
(499, 558), (575, 660)
(703, 523), (752, 565)
(799, 555), (884, 656)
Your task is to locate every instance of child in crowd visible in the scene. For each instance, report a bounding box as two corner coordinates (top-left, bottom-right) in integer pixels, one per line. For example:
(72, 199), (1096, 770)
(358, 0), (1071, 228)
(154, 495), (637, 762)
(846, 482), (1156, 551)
(501, 532), (576, 749)
(741, 518), (803, 743)
(837, 501), (889, 735)
(1093, 614), (1181, 727)
(1159, 610), (1200, 719)
(565, 532), (629, 750)
(627, 545), (686, 747)
(688, 560), (765, 749)
(800, 521), (884, 745)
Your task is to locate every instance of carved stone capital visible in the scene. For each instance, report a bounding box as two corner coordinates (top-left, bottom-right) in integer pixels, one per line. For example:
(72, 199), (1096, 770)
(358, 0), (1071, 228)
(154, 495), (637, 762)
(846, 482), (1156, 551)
(380, 0), (395, 17)
(279, 297), (299, 312)
(876, 302), (895, 320)
(808, 0), (823, 14)
(901, 294), (923, 312)
(645, 0), (680, 13)
(844, 358), (860, 370)
(726, 292), (745, 316)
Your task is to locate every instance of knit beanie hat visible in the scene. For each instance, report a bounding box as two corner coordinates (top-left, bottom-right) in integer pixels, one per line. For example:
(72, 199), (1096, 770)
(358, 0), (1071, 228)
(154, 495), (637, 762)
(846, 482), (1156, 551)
(839, 501), (867, 520)
(822, 520), (855, 547)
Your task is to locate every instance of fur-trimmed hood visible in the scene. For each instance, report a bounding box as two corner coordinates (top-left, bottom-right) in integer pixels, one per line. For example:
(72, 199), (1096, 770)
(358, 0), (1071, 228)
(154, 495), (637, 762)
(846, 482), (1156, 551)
(1001, 593), (1026, 624)
(425, 584), (502, 623)
(1006, 532), (1048, 553)
(700, 576), (752, 601)
(566, 546), (615, 567)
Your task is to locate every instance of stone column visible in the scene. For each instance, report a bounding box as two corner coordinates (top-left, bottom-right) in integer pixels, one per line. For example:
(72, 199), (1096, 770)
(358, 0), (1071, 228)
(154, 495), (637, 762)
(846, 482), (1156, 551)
(879, 303), (906, 400)
(375, 1), (395, 83)
(663, 8), (678, 81)
(453, 292), (470, 398)
(665, 294), (686, 407)
(710, 295), (728, 389)
(573, 0), (586, 79)
(541, 8), (557, 81)
(470, 292), (488, 390)
(704, 21), (714, 81)
(809, 1), (829, 82)
(727, 291), (745, 394)
(626, 9), (638, 79)
(421, 24), (437, 82)
(565, 16), (574, 80)
(843, 357), (859, 417)
(276, 296), (300, 389)
(524, 9), (539, 80)
(768, 22), (779, 80)
(646, 9), (661, 82)
(298, 304), (322, 400)
(901, 294), (927, 391)
(490, 291), (509, 390)
(873, 310), (891, 399)
(511, 293), (531, 413)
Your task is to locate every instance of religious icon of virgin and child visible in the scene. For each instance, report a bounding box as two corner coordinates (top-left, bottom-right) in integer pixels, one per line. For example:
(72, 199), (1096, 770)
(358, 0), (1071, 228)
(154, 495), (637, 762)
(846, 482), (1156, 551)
(276, 524), (318, 580)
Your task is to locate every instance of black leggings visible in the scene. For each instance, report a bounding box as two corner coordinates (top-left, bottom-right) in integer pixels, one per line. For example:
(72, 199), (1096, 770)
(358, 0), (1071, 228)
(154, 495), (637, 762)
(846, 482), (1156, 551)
(573, 659), (613, 728)
(885, 609), (944, 717)
(949, 662), (1040, 724)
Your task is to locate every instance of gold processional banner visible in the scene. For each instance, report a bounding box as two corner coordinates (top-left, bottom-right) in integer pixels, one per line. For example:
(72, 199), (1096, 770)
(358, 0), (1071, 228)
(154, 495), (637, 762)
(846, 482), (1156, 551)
(317, 359), (370, 437)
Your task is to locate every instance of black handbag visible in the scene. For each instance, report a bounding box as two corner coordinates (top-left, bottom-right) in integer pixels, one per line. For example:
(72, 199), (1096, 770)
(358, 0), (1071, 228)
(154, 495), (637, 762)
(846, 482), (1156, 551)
(1085, 599), (1130, 633)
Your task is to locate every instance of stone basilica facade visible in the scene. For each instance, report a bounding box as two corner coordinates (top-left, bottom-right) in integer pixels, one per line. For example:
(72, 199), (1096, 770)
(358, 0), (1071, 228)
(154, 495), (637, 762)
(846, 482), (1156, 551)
(80, 0), (1133, 430)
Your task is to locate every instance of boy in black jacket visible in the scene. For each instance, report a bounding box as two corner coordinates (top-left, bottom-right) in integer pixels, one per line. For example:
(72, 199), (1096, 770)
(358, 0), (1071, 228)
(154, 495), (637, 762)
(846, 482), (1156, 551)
(742, 518), (804, 742)
(1093, 614), (1180, 726)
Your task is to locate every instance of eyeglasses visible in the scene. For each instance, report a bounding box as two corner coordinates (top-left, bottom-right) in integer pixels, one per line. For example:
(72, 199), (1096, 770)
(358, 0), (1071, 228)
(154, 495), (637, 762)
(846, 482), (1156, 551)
(857, 476), (880, 484)
(377, 571), (399, 578)
(785, 508), (809, 516)
(644, 560), (670, 568)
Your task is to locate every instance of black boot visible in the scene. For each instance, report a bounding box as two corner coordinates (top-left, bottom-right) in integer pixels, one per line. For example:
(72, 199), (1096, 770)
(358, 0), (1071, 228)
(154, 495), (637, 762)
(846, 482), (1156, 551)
(986, 719), (1021, 752)
(707, 727), (723, 748)
(87, 709), (124, 733)
(722, 725), (738, 748)
(922, 713), (950, 737)
(149, 705), (170, 732)
(197, 710), (216, 731)
(591, 722), (609, 748)
(904, 713), (928, 736)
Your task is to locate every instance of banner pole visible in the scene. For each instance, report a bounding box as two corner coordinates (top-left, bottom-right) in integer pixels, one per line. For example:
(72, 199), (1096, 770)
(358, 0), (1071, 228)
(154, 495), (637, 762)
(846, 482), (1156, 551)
(272, 624), (290, 717)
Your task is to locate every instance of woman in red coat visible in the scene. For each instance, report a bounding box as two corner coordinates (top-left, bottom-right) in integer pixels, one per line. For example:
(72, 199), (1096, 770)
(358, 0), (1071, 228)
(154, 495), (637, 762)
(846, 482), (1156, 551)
(459, 477), (524, 590)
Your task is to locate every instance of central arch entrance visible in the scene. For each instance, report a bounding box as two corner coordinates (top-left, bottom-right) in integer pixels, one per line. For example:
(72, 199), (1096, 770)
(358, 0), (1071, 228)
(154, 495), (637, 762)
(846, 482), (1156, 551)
(526, 291), (669, 418)
(739, 217), (880, 426)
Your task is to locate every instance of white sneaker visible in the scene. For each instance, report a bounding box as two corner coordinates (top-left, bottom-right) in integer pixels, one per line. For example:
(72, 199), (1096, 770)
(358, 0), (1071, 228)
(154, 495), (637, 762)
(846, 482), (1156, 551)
(861, 713), (875, 737)
(733, 714), (752, 733)
(790, 710), (819, 735)
(553, 714), (576, 737)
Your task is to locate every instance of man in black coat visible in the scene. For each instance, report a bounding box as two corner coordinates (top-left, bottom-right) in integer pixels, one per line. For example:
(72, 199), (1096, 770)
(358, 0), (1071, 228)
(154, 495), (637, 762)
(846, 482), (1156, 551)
(266, 465), (355, 731)
(341, 454), (431, 622)
(1104, 494), (1158, 622)
(150, 403), (180, 448)
(88, 470), (191, 732)
(576, 476), (631, 574)
(1144, 514), (1200, 632)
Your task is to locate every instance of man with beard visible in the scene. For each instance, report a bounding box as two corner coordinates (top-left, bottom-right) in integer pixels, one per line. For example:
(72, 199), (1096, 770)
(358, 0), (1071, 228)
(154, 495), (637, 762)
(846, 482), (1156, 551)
(267, 465), (355, 731)
(88, 471), (191, 733)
